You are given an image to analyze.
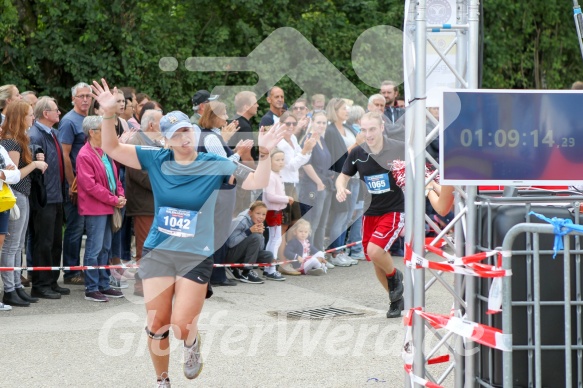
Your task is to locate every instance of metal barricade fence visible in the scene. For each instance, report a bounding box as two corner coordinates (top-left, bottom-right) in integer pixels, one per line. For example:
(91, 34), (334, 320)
(470, 194), (583, 388)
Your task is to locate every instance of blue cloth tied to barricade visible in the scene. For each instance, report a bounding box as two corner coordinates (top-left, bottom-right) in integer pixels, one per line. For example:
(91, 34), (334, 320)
(528, 211), (583, 258)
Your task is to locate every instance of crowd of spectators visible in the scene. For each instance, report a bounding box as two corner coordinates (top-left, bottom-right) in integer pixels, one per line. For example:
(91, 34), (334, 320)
(0, 79), (432, 312)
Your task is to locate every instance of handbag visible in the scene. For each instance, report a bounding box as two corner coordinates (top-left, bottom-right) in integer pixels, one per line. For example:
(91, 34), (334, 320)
(112, 207), (122, 233)
(9, 204), (20, 221)
(0, 183), (17, 212)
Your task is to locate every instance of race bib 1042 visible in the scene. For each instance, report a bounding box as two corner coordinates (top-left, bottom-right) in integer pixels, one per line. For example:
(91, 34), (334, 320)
(364, 173), (391, 194)
(157, 207), (198, 237)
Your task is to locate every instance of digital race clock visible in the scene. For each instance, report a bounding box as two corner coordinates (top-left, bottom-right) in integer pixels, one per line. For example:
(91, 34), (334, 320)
(440, 90), (583, 185)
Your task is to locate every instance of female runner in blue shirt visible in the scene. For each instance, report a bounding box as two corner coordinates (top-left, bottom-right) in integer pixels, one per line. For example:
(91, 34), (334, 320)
(91, 79), (283, 387)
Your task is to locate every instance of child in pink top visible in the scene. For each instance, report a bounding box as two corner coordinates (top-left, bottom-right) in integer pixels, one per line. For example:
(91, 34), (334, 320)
(263, 149), (293, 260)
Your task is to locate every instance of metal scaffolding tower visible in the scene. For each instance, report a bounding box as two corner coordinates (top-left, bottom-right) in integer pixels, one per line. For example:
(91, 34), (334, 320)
(403, 0), (481, 386)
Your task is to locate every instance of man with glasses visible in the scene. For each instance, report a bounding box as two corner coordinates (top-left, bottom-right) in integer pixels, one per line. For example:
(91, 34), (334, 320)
(291, 98), (310, 138)
(29, 97), (68, 299)
(58, 82), (92, 286)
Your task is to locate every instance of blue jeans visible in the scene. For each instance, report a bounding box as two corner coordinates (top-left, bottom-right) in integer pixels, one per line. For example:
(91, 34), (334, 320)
(328, 178), (362, 250)
(303, 188), (332, 251)
(1, 192), (29, 292)
(83, 215), (112, 292)
(347, 179), (363, 254)
(63, 188), (86, 279)
(111, 207), (132, 259)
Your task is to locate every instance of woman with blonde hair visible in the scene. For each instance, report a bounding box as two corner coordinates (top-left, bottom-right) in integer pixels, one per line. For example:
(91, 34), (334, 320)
(0, 84), (22, 125)
(298, 111), (335, 253)
(0, 100), (47, 307)
(324, 98), (363, 267)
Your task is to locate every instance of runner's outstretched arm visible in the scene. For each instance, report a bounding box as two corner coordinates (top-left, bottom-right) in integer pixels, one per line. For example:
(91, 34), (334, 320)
(335, 173), (352, 202)
(241, 123), (285, 190)
(91, 78), (141, 170)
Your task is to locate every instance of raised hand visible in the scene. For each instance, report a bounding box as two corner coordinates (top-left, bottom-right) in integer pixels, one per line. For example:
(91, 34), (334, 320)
(297, 117), (310, 130)
(90, 78), (118, 115)
(302, 137), (317, 154)
(258, 122), (285, 152)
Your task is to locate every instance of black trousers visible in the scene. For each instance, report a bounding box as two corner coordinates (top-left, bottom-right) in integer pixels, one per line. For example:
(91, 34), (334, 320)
(30, 203), (63, 291)
(226, 233), (273, 267)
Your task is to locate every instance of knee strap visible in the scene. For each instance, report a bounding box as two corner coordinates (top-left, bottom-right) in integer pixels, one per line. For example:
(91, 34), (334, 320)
(145, 326), (170, 340)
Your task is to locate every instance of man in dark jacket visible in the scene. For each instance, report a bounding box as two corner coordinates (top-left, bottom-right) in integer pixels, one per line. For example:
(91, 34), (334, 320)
(28, 96), (68, 299)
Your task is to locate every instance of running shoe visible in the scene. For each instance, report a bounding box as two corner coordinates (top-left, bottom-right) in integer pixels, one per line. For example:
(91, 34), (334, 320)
(109, 273), (129, 289)
(100, 288), (125, 298)
(337, 252), (357, 266)
(156, 372), (171, 387)
(183, 333), (203, 379)
(350, 251), (366, 260)
(264, 271), (286, 281)
(306, 268), (326, 276)
(239, 270), (264, 284)
(387, 269), (404, 302)
(85, 291), (109, 302)
(328, 255), (351, 267)
(387, 298), (404, 318)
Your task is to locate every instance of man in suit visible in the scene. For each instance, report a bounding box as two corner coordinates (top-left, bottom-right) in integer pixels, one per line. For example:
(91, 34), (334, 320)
(29, 96), (68, 299)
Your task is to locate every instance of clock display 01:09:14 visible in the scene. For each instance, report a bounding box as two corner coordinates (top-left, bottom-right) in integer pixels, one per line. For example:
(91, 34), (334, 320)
(459, 129), (575, 148)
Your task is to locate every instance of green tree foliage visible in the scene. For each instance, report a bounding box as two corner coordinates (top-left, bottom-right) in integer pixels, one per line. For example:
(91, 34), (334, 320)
(482, 1), (583, 89)
(1, 0), (583, 114)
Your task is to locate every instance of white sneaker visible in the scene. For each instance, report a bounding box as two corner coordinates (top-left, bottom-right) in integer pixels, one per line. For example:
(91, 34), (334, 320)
(156, 372), (171, 388)
(0, 302), (12, 311)
(325, 262), (335, 269)
(336, 253), (356, 266)
(183, 333), (203, 379)
(328, 255), (350, 267)
(307, 268), (326, 276)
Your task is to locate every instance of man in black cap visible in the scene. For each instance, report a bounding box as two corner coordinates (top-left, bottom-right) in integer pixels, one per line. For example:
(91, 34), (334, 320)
(190, 90), (219, 125)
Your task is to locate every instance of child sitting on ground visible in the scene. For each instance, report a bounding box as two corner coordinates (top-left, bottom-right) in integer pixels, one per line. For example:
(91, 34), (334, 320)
(283, 219), (327, 276)
(227, 201), (286, 282)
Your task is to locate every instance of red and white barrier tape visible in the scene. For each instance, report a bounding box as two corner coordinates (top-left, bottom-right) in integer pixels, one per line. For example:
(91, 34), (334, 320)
(424, 237), (447, 248)
(404, 365), (445, 388)
(405, 243), (509, 313)
(402, 309), (450, 388)
(416, 310), (511, 352)
(0, 241), (363, 272)
(424, 244), (501, 266)
(405, 244), (511, 278)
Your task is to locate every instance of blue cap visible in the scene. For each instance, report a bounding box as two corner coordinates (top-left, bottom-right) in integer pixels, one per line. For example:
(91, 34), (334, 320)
(160, 111), (193, 139)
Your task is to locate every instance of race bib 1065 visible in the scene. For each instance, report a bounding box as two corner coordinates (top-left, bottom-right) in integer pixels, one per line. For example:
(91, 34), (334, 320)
(364, 173), (391, 194)
(157, 207), (198, 237)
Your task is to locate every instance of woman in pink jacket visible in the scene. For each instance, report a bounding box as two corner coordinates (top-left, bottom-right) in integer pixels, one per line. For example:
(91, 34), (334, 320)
(76, 115), (126, 302)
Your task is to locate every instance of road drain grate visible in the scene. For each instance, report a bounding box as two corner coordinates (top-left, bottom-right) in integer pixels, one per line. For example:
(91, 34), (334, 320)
(286, 307), (363, 320)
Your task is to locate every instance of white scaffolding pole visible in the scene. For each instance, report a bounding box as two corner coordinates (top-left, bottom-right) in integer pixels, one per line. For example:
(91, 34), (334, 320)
(405, 0), (481, 386)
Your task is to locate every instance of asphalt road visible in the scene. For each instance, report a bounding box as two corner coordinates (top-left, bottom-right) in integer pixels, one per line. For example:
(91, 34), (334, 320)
(1, 255), (455, 387)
